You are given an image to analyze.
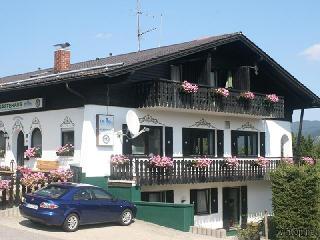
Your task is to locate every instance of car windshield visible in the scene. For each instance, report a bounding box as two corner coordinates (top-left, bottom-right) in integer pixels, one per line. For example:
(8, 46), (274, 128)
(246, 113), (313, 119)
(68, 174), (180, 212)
(35, 185), (69, 199)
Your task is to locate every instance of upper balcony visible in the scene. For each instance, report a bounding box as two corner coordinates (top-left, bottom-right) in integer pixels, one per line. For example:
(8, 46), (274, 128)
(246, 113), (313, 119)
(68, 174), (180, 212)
(134, 79), (284, 118)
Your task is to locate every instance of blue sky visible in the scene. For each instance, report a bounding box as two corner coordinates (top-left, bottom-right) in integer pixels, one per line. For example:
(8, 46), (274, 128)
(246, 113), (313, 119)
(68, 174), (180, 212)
(1, 0), (320, 121)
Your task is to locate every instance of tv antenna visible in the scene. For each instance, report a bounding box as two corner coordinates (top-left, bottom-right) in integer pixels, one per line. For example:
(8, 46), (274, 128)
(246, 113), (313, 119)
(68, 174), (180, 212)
(136, 0), (162, 51)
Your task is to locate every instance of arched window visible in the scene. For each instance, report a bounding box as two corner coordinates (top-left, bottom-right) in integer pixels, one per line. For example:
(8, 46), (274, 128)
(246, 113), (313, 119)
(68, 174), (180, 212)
(31, 128), (42, 150)
(0, 131), (6, 156)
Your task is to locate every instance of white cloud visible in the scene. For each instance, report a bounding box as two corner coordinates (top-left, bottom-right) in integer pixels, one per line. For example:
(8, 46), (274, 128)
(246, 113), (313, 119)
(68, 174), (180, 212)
(95, 33), (113, 40)
(300, 43), (320, 61)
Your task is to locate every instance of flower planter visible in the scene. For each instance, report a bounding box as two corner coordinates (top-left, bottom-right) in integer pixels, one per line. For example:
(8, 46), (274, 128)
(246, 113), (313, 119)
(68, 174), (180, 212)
(24, 158), (38, 170)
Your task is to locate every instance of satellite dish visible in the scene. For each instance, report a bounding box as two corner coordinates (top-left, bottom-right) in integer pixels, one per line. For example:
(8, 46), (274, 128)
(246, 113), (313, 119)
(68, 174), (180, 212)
(126, 110), (140, 136)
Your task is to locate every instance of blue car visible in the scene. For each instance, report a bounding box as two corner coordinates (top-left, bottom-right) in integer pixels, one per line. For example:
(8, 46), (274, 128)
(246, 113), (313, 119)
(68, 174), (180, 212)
(19, 183), (137, 232)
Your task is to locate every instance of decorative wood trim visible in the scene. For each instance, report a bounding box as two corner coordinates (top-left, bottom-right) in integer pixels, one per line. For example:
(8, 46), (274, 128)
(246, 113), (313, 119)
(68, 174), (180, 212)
(189, 118), (216, 129)
(60, 116), (75, 129)
(237, 122), (258, 131)
(30, 117), (42, 131)
(139, 115), (165, 126)
(12, 117), (24, 133)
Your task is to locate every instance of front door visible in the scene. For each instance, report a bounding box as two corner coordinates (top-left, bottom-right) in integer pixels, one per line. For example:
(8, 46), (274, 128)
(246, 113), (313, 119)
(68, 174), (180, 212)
(17, 131), (25, 166)
(223, 187), (240, 229)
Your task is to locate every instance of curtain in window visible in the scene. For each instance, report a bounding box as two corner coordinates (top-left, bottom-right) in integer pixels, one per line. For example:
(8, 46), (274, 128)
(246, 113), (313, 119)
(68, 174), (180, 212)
(31, 128), (42, 149)
(196, 190), (209, 214)
(170, 65), (181, 81)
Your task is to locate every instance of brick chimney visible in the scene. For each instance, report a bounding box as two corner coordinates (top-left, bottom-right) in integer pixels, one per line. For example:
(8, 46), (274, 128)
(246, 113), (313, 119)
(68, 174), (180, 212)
(54, 46), (70, 73)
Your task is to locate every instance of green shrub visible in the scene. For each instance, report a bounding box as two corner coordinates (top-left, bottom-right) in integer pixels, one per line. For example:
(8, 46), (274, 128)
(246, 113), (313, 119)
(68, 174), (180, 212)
(271, 163), (320, 240)
(237, 222), (260, 240)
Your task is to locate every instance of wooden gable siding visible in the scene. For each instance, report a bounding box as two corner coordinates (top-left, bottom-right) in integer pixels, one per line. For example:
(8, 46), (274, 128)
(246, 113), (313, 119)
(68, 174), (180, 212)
(128, 63), (170, 82)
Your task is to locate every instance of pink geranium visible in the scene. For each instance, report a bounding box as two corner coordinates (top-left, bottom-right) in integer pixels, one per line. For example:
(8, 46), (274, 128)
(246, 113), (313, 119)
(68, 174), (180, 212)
(149, 155), (173, 168)
(253, 157), (270, 168)
(265, 94), (279, 103)
(191, 158), (212, 168)
(49, 169), (73, 182)
(302, 156), (315, 165)
(111, 154), (130, 166)
(56, 144), (74, 156)
(282, 157), (294, 165)
(0, 180), (11, 191)
(20, 171), (47, 187)
(25, 147), (41, 159)
(181, 81), (199, 93)
(240, 91), (255, 100)
(214, 88), (229, 98)
(224, 156), (239, 168)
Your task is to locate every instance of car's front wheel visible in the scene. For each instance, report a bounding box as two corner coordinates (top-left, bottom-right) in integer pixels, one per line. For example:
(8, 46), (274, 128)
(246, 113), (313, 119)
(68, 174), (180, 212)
(63, 213), (79, 232)
(119, 209), (133, 226)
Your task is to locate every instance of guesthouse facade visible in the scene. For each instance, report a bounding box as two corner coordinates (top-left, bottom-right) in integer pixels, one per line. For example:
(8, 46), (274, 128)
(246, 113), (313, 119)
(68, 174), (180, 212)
(0, 32), (319, 230)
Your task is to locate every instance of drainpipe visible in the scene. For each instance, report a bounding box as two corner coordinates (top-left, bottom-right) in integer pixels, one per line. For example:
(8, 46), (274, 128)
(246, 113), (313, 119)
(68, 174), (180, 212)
(65, 82), (86, 103)
(295, 108), (304, 164)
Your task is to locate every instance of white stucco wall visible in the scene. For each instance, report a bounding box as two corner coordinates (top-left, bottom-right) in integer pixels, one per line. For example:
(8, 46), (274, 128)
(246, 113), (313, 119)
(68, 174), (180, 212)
(0, 105), (293, 176)
(0, 108), (83, 169)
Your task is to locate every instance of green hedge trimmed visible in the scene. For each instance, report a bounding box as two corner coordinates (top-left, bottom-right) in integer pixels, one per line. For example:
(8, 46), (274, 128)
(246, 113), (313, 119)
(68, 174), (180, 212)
(271, 163), (320, 240)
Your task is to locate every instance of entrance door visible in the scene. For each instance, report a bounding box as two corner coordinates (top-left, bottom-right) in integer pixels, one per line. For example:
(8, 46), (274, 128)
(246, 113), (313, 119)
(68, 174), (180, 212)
(17, 131), (25, 166)
(223, 187), (240, 229)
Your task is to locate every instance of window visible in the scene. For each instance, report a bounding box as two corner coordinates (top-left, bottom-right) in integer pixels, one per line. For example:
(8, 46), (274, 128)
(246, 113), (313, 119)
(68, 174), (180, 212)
(123, 125), (163, 156)
(190, 188), (218, 215)
(231, 131), (258, 157)
(91, 188), (113, 200)
(73, 189), (92, 201)
(35, 185), (69, 199)
(0, 131), (6, 155)
(62, 130), (74, 146)
(183, 128), (215, 156)
(141, 190), (174, 203)
(31, 128), (42, 153)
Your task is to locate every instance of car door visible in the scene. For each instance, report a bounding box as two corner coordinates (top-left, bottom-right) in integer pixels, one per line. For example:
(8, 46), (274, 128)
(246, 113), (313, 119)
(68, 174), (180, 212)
(90, 188), (122, 222)
(72, 188), (101, 224)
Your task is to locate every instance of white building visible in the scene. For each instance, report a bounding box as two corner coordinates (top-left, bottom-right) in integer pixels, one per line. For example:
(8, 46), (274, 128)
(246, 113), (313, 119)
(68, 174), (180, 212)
(0, 32), (319, 230)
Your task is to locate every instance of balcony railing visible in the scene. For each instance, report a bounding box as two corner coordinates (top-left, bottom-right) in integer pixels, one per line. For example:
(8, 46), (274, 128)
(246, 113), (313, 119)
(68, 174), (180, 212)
(110, 157), (281, 186)
(134, 79), (284, 118)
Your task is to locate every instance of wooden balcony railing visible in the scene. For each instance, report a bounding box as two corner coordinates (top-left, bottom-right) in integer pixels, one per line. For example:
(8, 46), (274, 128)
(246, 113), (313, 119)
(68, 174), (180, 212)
(110, 157), (281, 186)
(134, 79), (284, 118)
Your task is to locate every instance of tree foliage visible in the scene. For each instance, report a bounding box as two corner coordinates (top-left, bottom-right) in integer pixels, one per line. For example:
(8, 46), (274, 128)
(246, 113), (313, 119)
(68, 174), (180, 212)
(292, 134), (320, 159)
(271, 163), (320, 240)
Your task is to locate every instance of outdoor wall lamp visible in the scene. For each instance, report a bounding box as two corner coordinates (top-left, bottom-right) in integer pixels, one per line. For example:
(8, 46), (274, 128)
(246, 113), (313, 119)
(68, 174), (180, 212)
(3, 131), (9, 139)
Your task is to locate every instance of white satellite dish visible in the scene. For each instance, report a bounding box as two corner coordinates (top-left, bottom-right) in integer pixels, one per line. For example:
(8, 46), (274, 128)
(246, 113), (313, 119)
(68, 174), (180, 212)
(126, 110), (140, 136)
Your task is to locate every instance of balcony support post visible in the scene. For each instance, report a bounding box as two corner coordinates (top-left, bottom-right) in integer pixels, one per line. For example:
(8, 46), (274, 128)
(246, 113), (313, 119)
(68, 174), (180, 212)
(295, 108), (304, 164)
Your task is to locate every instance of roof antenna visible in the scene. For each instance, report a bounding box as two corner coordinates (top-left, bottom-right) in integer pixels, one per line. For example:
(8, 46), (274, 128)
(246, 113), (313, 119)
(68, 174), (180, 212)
(136, 0), (159, 51)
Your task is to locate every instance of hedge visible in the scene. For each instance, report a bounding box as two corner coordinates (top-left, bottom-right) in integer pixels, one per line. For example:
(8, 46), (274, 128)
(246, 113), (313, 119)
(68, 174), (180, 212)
(271, 163), (320, 240)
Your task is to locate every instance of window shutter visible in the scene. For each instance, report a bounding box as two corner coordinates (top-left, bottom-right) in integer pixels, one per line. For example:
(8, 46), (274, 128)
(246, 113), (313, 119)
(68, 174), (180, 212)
(234, 66), (250, 91)
(182, 129), (191, 156)
(122, 124), (132, 155)
(260, 132), (265, 157)
(231, 131), (237, 156)
(165, 190), (174, 203)
(190, 190), (197, 213)
(211, 188), (218, 213)
(217, 130), (224, 157)
(240, 186), (248, 226)
(165, 127), (173, 157)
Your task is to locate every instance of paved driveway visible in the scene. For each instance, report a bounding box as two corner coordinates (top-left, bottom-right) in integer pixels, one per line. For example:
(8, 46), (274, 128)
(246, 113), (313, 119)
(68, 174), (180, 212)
(0, 216), (232, 240)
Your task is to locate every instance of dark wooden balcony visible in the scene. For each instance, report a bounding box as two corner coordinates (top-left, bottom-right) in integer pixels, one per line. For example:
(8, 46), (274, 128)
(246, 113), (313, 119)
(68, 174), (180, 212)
(110, 157), (281, 186)
(134, 79), (284, 118)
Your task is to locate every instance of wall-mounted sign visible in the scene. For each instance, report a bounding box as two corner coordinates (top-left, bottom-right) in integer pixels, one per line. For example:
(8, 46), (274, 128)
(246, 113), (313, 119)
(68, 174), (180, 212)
(0, 98), (43, 113)
(96, 114), (114, 146)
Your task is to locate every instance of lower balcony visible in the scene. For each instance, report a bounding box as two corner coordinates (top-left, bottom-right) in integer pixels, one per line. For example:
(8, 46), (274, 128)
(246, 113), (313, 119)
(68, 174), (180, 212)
(110, 157), (281, 186)
(134, 79), (284, 118)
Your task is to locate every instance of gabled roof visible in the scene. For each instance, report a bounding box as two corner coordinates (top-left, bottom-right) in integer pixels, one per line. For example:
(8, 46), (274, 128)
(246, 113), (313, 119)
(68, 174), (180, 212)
(0, 32), (319, 108)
